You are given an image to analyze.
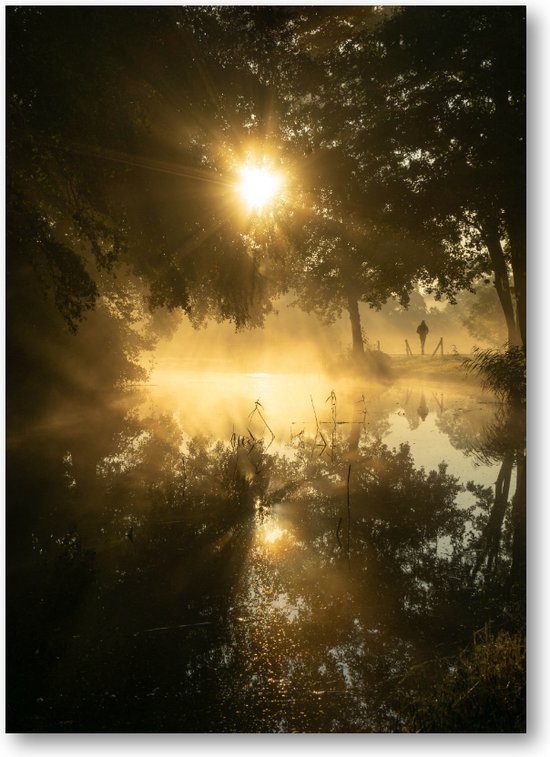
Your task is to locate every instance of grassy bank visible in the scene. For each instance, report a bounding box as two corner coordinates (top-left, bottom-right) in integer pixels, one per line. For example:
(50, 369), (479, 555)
(327, 352), (485, 387)
(390, 354), (483, 384)
(405, 627), (526, 733)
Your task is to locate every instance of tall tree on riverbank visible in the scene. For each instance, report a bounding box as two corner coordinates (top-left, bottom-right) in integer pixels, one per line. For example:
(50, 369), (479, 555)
(197, 6), (439, 356)
(226, 6), (525, 350)
(8, 6), (526, 366)
(358, 6), (526, 347)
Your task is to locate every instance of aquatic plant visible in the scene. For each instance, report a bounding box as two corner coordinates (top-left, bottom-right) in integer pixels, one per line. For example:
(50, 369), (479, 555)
(462, 346), (526, 404)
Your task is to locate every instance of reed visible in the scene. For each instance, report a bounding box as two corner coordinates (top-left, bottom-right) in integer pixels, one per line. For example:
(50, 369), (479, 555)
(462, 346), (526, 404)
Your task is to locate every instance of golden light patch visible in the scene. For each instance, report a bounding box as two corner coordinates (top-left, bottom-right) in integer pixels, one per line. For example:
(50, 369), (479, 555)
(263, 525), (286, 544)
(237, 166), (283, 211)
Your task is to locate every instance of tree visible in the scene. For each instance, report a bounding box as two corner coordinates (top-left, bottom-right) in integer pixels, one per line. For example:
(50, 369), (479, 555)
(219, 6), (526, 350)
(6, 6), (285, 351)
(357, 6), (526, 346)
(286, 187), (431, 357)
(458, 285), (508, 347)
(194, 6), (442, 357)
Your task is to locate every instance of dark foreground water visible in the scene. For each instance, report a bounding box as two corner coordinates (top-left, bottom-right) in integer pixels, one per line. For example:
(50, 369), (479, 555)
(6, 371), (525, 732)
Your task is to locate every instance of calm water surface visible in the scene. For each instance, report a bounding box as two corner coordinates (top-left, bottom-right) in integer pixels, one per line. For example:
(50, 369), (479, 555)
(148, 368), (504, 502)
(7, 368), (525, 732)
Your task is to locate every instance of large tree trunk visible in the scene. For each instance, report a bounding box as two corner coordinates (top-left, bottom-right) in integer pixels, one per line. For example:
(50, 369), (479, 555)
(492, 64), (526, 349)
(506, 213), (527, 349)
(347, 295), (365, 356)
(482, 220), (521, 347)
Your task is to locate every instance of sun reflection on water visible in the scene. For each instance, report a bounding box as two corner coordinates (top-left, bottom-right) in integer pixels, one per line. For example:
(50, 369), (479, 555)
(262, 525), (286, 545)
(255, 507), (294, 550)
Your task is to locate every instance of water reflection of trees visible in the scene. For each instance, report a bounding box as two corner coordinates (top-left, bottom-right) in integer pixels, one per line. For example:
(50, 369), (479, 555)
(8, 401), (255, 730)
(221, 440), (474, 731)
(465, 404), (526, 593)
(7, 389), (525, 731)
(398, 388), (525, 597)
(216, 417), (525, 732)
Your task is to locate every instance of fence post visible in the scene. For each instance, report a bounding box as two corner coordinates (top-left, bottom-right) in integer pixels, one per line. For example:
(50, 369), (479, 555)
(405, 339), (413, 357)
(431, 337), (443, 357)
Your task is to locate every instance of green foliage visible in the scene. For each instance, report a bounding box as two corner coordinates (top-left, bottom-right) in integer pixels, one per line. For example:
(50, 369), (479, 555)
(406, 627), (526, 733)
(463, 346), (526, 403)
(202, 5), (525, 350)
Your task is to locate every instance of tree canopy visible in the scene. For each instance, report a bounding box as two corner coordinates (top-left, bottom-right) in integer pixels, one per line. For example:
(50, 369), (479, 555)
(7, 5), (526, 378)
(7, 7), (286, 338)
(188, 5), (525, 351)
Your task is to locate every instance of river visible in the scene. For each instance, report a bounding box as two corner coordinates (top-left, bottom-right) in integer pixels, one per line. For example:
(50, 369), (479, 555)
(6, 367), (525, 732)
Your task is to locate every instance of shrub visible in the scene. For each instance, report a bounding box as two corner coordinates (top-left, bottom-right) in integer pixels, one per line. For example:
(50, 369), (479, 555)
(462, 346), (526, 403)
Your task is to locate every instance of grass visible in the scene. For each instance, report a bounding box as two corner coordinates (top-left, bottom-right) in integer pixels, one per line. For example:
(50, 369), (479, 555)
(326, 351), (480, 386)
(405, 626), (526, 733)
(389, 353), (480, 384)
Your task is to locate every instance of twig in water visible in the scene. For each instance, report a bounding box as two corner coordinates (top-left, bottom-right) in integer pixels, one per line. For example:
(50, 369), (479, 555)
(246, 428), (257, 453)
(133, 621), (213, 636)
(356, 394), (368, 426)
(248, 399), (264, 419)
(317, 430), (328, 454)
(326, 390), (337, 460)
(310, 395), (328, 458)
(249, 399), (275, 449)
(310, 394), (320, 427)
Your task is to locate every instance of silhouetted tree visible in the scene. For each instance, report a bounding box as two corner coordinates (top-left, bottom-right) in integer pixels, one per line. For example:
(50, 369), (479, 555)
(359, 7), (526, 346)
(7, 7), (285, 360)
(191, 7), (438, 357)
(211, 6), (525, 350)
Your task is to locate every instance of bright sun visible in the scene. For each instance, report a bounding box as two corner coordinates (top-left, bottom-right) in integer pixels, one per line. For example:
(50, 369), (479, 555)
(237, 165), (283, 211)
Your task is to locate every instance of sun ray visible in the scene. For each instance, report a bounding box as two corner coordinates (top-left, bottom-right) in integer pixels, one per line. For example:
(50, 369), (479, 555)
(65, 142), (231, 186)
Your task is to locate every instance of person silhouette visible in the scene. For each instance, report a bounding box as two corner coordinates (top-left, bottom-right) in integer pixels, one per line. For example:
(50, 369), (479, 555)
(416, 320), (429, 355)
(417, 392), (429, 421)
